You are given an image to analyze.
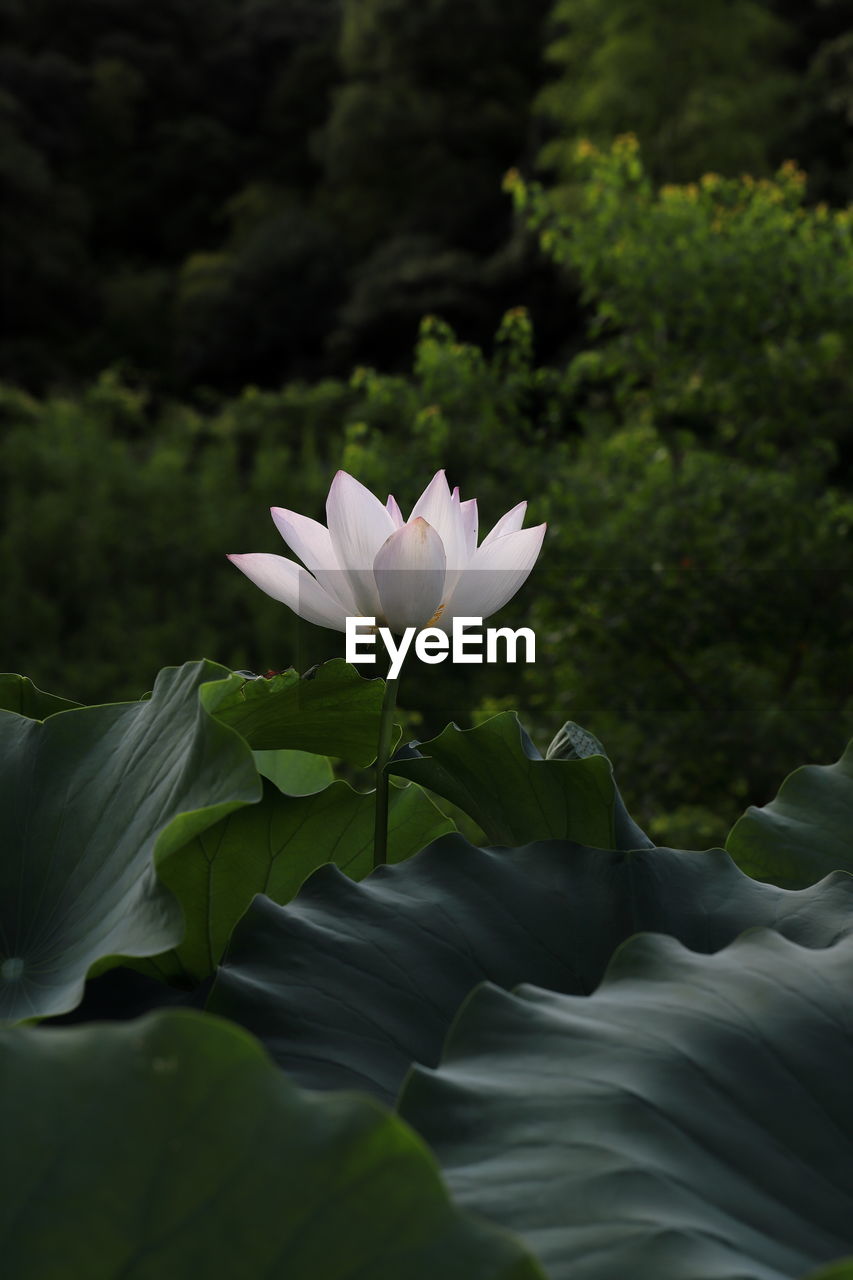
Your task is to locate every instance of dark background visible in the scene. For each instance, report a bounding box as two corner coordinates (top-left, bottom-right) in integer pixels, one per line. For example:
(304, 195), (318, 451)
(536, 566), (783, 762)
(4, 0), (852, 396)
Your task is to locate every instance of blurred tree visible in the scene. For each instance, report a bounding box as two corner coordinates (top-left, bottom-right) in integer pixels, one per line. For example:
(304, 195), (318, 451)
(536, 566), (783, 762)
(536, 0), (797, 182)
(524, 423), (853, 846)
(328, 235), (489, 369)
(0, 53), (96, 386)
(316, 0), (558, 365)
(773, 0), (853, 204)
(6, 0), (853, 393)
(323, 0), (549, 249)
(175, 197), (347, 391)
(508, 138), (853, 475)
(0, 0), (343, 390)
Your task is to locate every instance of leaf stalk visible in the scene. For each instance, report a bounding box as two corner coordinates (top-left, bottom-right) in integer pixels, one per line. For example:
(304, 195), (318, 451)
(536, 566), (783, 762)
(373, 676), (400, 869)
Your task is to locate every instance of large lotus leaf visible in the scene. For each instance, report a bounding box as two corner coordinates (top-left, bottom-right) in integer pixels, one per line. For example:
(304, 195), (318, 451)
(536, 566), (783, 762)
(253, 747), (334, 794)
(202, 659), (384, 764)
(0, 661), (261, 1023)
(399, 931), (853, 1280)
(208, 834), (853, 1102)
(0, 673), (81, 716)
(149, 776), (453, 981)
(390, 712), (650, 848)
(545, 719), (651, 850)
(0, 1012), (542, 1280)
(727, 738), (853, 888)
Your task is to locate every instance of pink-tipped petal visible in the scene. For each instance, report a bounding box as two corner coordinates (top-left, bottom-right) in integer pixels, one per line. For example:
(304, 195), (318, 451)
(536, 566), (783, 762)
(373, 518), (447, 634)
(439, 523), (546, 627)
(326, 470), (395, 614)
(270, 508), (337, 572)
(326, 471), (396, 567)
(481, 500), (528, 548)
(409, 470), (467, 569)
(386, 494), (405, 528)
(227, 553), (348, 632)
(460, 497), (478, 557)
(270, 507), (357, 613)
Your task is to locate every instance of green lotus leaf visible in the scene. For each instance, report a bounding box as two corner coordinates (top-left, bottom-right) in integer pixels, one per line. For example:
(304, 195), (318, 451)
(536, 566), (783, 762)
(253, 747), (334, 794)
(399, 931), (853, 1280)
(0, 673), (81, 717)
(390, 712), (650, 848)
(208, 834), (853, 1101)
(0, 1011), (543, 1280)
(0, 661), (260, 1023)
(149, 776), (453, 981)
(202, 659), (384, 765)
(545, 718), (654, 849)
(727, 738), (853, 888)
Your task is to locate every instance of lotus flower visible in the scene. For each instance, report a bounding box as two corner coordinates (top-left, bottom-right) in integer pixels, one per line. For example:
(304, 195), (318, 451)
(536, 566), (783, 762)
(228, 469), (546, 634)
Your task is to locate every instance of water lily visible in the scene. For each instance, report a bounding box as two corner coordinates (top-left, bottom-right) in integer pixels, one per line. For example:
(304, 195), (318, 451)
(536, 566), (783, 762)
(229, 468), (545, 872)
(228, 469), (546, 634)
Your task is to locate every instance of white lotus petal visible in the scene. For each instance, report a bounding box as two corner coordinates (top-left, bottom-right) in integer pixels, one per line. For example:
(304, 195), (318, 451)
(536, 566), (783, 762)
(409, 470), (466, 568)
(410, 469), (448, 510)
(481, 500), (528, 548)
(326, 471), (396, 567)
(373, 518), (447, 633)
(386, 494), (405, 528)
(227, 553), (348, 631)
(270, 507), (358, 613)
(270, 507), (336, 571)
(460, 498), (478, 557)
(438, 523), (546, 627)
(326, 471), (395, 614)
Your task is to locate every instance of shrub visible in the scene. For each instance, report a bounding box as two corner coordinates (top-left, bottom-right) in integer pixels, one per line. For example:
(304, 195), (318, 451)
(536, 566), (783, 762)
(506, 137), (853, 475)
(523, 423), (853, 845)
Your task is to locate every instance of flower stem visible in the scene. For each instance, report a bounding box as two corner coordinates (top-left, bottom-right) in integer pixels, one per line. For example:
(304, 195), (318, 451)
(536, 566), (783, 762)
(373, 676), (400, 870)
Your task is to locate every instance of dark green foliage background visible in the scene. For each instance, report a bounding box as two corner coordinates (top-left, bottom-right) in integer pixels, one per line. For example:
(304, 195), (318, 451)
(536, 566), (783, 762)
(2, 300), (851, 845)
(2, 0), (853, 846)
(2, 0), (853, 392)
